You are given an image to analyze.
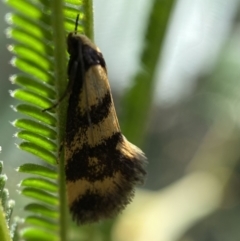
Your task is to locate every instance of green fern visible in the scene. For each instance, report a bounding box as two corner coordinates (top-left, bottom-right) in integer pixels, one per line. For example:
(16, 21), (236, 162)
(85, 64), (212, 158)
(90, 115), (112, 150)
(5, 0), (93, 240)
(0, 160), (18, 241)
(121, 0), (176, 146)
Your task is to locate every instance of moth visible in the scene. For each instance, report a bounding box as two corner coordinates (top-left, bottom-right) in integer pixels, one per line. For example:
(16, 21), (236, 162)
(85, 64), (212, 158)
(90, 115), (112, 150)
(56, 15), (146, 224)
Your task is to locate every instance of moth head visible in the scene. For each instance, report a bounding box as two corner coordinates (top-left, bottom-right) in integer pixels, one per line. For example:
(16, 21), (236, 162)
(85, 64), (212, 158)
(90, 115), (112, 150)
(67, 14), (101, 56)
(66, 33), (79, 55)
(67, 33), (101, 57)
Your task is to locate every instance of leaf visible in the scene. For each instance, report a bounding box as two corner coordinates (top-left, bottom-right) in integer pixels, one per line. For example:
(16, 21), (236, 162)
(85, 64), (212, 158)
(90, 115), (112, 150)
(18, 164), (57, 179)
(25, 216), (58, 231)
(14, 105), (56, 127)
(16, 131), (57, 151)
(11, 89), (53, 109)
(10, 74), (55, 98)
(13, 119), (57, 140)
(121, 0), (176, 146)
(19, 142), (57, 165)
(24, 203), (58, 219)
(21, 188), (58, 206)
(20, 227), (58, 241)
(21, 177), (58, 192)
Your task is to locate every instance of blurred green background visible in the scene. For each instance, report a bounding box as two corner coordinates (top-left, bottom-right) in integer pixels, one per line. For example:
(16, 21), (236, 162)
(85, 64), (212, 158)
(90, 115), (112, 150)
(1, 0), (240, 240)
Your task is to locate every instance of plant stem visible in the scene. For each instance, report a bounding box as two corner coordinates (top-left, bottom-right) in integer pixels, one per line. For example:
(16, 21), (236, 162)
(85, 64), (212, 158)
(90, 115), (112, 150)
(0, 202), (12, 241)
(51, 1), (68, 241)
(83, 0), (94, 40)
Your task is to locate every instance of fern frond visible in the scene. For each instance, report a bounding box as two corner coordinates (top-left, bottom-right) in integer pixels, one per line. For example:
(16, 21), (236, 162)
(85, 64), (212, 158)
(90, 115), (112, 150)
(5, 0), (93, 240)
(121, 0), (176, 145)
(0, 160), (17, 241)
(6, 1), (59, 239)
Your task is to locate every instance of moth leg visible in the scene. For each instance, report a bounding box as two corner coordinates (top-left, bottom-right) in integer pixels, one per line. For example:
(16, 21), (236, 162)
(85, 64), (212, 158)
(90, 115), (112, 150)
(56, 140), (64, 164)
(42, 61), (78, 112)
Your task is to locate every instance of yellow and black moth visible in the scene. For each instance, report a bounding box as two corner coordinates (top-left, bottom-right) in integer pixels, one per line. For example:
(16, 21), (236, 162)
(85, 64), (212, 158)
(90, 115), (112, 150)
(57, 15), (147, 224)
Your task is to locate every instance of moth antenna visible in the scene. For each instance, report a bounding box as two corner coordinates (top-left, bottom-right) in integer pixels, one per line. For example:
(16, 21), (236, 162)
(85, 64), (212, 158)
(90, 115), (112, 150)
(75, 14), (80, 33)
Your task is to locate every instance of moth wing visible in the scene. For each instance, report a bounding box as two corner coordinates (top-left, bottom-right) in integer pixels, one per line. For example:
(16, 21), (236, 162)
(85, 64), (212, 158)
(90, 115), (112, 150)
(65, 44), (146, 224)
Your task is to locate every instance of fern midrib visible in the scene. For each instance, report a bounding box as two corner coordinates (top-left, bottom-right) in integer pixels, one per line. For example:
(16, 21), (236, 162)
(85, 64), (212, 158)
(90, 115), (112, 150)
(51, 1), (69, 240)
